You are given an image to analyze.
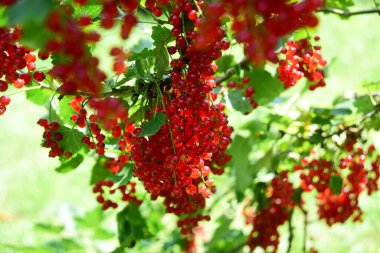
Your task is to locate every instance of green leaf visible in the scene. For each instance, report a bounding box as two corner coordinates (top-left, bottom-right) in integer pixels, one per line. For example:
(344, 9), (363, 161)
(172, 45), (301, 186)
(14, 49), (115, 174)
(330, 108), (352, 115)
(151, 26), (173, 79)
(229, 135), (254, 196)
(26, 84), (54, 106)
(139, 112), (166, 137)
(58, 126), (85, 154)
(216, 55), (235, 73)
(75, 207), (104, 228)
(135, 59), (146, 77)
(293, 27), (317, 41)
(2, 244), (55, 253)
(51, 54), (71, 66)
(108, 162), (134, 187)
(208, 216), (233, 244)
(354, 95), (374, 114)
(6, 1), (53, 48)
(129, 48), (154, 61)
(245, 68), (284, 105)
(129, 105), (148, 124)
(0, 7), (8, 27)
(151, 26), (173, 45)
(116, 67), (137, 87)
(311, 116), (331, 125)
(55, 154), (84, 173)
(116, 203), (151, 248)
(21, 20), (52, 49)
(325, 0), (354, 12)
(329, 175), (343, 195)
(124, 65), (137, 80)
(57, 96), (77, 124)
(73, 2), (102, 19)
(46, 239), (84, 251)
(309, 133), (324, 144)
(93, 228), (114, 240)
(6, 0), (53, 25)
(254, 182), (270, 210)
(205, 215), (246, 253)
(228, 89), (253, 114)
(312, 107), (351, 116)
(35, 223), (64, 234)
(154, 44), (169, 79)
(90, 157), (114, 185)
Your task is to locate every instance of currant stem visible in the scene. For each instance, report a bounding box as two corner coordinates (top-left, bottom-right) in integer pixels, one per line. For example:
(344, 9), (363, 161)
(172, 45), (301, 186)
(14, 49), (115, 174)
(286, 209), (295, 253)
(317, 8), (380, 17)
(5, 85), (42, 97)
(153, 79), (177, 153)
(215, 58), (250, 84)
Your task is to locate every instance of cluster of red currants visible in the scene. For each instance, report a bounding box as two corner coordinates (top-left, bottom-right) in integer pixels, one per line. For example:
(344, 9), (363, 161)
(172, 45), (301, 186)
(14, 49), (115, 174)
(296, 158), (335, 193)
(44, 7), (105, 96)
(248, 172), (295, 252)
(317, 146), (378, 225)
(278, 37), (327, 90)
(93, 180), (142, 210)
(295, 144), (380, 226)
(198, 0), (322, 63)
(127, 0), (234, 247)
(37, 119), (72, 159)
(0, 27), (47, 115)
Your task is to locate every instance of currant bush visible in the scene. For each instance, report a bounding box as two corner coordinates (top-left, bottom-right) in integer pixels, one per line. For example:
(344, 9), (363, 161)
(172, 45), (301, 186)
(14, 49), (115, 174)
(0, 1), (379, 252)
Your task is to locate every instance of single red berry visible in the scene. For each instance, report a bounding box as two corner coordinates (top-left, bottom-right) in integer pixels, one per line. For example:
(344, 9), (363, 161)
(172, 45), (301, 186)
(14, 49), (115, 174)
(0, 96), (11, 106)
(33, 71), (45, 82)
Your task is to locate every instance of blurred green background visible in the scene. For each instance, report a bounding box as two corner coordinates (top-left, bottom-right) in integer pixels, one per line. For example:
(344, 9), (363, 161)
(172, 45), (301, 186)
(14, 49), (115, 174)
(1, 1), (380, 253)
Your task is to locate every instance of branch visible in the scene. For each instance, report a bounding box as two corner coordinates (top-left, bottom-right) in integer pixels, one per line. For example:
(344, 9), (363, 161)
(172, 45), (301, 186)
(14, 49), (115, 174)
(317, 8), (380, 17)
(41, 83), (135, 99)
(357, 104), (380, 125)
(215, 58), (250, 84)
(323, 104), (380, 139)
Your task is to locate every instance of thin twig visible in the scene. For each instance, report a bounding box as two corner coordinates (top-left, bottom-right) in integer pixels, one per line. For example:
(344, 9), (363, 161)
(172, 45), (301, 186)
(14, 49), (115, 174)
(300, 207), (308, 253)
(317, 8), (380, 17)
(286, 209), (295, 253)
(322, 104), (380, 139)
(215, 58), (250, 84)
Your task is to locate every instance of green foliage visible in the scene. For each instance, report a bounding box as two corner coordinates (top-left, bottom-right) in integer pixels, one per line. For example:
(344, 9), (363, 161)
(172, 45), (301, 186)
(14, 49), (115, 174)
(74, 207), (114, 240)
(59, 126), (86, 154)
(90, 156), (114, 184)
(116, 203), (152, 250)
(6, 0), (53, 48)
(139, 112), (166, 137)
(3, 1), (380, 253)
(26, 84), (54, 106)
(108, 161), (134, 187)
(329, 175), (344, 195)
(229, 135), (255, 197)
(152, 26), (174, 79)
(57, 96), (77, 124)
(228, 89), (253, 114)
(65, 0), (102, 19)
(245, 68), (284, 105)
(216, 55), (235, 73)
(55, 154), (84, 173)
(6, 0), (53, 25)
(325, 0), (355, 11)
(205, 215), (246, 253)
